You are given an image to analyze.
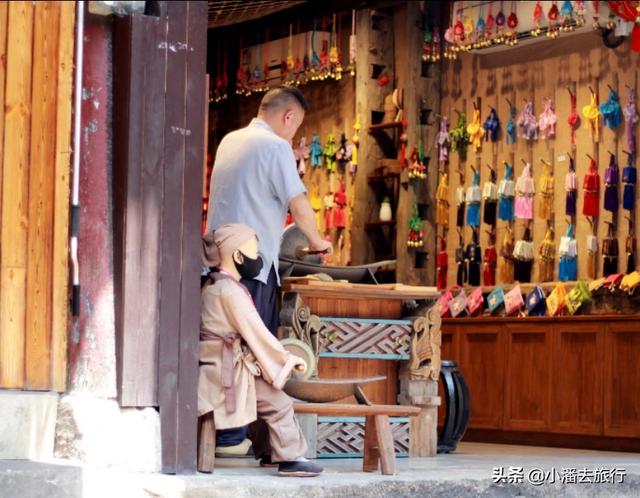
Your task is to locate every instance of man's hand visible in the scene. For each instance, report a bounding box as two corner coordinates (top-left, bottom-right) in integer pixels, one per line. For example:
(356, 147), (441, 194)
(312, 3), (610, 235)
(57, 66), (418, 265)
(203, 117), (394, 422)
(294, 359), (308, 374)
(309, 239), (333, 255)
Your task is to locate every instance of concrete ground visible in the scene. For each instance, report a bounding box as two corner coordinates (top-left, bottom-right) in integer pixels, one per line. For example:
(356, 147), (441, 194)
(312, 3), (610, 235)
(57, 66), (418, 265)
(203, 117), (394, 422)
(1, 442), (639, 498)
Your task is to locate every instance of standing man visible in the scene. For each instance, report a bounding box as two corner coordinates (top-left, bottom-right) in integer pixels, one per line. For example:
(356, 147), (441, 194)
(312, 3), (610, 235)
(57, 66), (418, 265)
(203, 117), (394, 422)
(207, 85), (332, 457)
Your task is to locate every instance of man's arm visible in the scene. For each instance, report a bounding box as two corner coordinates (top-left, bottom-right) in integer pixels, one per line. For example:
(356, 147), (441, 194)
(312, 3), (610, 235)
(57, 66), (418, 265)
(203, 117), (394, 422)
(289, 193), (333, 253)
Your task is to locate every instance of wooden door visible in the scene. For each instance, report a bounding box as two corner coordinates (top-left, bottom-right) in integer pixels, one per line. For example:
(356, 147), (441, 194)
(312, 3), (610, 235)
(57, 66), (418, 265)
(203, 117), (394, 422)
(551, 322), (603, 435)
(0, 1), (75, 392)
(604, 322), (640, 438)
(504, 322), (552, 431)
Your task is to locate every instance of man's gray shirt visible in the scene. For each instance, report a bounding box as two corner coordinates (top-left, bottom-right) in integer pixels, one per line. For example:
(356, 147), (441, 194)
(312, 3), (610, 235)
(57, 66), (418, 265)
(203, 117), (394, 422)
(206, 118), (306, 284)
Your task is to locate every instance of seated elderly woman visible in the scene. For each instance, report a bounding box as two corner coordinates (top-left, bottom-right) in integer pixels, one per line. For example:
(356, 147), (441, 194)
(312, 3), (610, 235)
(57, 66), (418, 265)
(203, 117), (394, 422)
(198, 223), (323, 477)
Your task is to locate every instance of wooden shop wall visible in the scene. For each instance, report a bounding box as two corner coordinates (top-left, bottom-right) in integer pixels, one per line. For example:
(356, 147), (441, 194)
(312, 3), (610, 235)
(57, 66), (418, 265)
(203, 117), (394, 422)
(440, 32), (640, 288)
(0, 1), (75, 392)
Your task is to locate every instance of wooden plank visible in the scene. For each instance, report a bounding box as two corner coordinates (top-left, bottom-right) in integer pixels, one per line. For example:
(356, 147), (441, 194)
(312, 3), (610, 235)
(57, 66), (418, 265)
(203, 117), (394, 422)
(362, 415), (379, 472)
(0, 1), (8, 237)
(197, 412), (216, 473)
(50, 0), (75, 392)
(25, 0), (61, 390)
(293, 403), (421, 417)
(157, 0), (186, 474)
(374, 414), (397, 475)
(0, 1), (35, 388)
(176, 0), (207, 472)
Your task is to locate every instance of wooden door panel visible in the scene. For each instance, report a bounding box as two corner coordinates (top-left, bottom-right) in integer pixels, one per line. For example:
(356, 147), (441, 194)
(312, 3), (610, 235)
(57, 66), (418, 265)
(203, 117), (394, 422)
(605, 323), (640, 437)
(551, 324), (603, 435)
(459, 324), (504, 429)
(504, 324), (551, 431)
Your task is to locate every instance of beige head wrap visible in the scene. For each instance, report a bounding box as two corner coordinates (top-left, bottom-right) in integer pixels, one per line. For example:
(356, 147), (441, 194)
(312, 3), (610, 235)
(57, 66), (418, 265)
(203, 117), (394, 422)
(202, 224), (257, 267)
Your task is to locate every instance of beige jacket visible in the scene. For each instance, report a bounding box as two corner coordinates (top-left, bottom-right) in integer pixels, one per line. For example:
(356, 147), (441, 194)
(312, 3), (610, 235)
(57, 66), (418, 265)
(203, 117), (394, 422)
(197, 273), (300, 429)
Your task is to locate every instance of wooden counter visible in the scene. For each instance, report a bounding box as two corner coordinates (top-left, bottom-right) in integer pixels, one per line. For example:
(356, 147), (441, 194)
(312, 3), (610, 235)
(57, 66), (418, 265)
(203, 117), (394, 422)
(441, 315), (640, 452)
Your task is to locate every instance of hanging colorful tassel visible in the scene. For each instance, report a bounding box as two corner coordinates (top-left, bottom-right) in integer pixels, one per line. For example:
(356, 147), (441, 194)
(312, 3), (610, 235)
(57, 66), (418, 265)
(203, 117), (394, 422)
(323, 192), (334, 232)
(626, 223), (636, 274)
(451, 112), (470, 161)
(323, 133), (337, 173)
(436, 172), (450, 227)
(466, 168), (481, 227)
(536, 159), (553, 221)
(336, 133), (349, 173)
(332, 181), (347, 229)
(467, 107), (485, 151)
(583, 156), (600, 217)
(483, 107), (501, 142)
(531, 1), (544, 36)
(399, 121), (408, 168)
(456, 232), (467, 286)
(623, 153), (636, 211)
(604, 153), (619, 213)
(435, 116), (451, 163)
(506, 104), (517, 144)
(408, 147), (427, 180)
(456, 183), (465, 228)
(565, 155), (577, 216)
(436, 238), (448, 290)
(515, 162), (535, 220)
(514, 227), (534, 283)
(499, 225), (515, 283)
(586, 233), (598, 279)
(602, 222), (619, 277)
(348, 9), (356, 75)
(623, 88), (639, 156)
(539, 227), (556, 282)
(538, 98), (557, 139)
(517, 101), (538, 141)
(582, 89), (601, 142)
(498, 162), (515, 222)
(310, 134), (323, 167)
(466, 229), (482, 286)
(559, 224), (578, 281)
(482, 166), (498, 226)
(407, 203), (424, 248)
(567, 90), (580, 144)
(599, 89), (622, 129)
(483, 231), (497, 286)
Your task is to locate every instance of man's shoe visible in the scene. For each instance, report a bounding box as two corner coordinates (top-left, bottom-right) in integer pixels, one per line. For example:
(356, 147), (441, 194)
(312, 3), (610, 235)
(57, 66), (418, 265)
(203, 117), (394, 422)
(278, 460), (323, 477)
(259, 455), (278, 467)
(215, 438), (253, 457)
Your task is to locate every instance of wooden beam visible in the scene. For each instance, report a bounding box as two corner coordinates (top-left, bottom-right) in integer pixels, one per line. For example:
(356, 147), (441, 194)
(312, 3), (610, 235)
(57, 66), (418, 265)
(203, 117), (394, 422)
(0, 1), (35, 388)
(51, 0), (75, 392)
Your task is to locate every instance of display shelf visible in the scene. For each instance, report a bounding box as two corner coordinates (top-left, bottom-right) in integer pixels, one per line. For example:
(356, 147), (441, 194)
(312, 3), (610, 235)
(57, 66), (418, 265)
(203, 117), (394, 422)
(368, 121), (404, 133)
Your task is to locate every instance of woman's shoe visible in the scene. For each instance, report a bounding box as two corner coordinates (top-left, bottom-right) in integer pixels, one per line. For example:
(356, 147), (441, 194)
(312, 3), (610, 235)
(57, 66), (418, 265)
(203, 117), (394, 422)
(277, 460), (323, 477)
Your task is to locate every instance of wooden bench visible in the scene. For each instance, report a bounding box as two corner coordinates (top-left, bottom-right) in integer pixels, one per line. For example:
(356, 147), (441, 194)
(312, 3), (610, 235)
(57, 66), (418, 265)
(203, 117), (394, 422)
(294, 403), (422, 475)
(197, 403), (422, 474)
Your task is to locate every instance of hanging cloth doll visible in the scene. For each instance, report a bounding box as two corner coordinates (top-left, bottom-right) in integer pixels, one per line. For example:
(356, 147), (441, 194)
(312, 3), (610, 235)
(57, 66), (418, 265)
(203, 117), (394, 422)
(436, 238), (448, 290)
(323, 192), (334, 232)
(498, 162), (515, 222)
(483, 231), (497, 286)
(466, 229), (482, 286)
(451, 112), (470, 161)
(435, 116), (451, 163)
(482, 166), (498, 226)
(499, 225), (516, 284)
(603, 153), (619, 213)
(294, 137), (310, 177)
(602, 222), (619, 277)
(622, 154), (637, 211)
(309, 193), (323, 233)
(483, 107), (500, 142)
(623, 88), (639, 156)
(332, 181), (347, 229)
(517, 101), (538, 141)
(626, 223), (636, 274)
(582, 90), (601, 142)
(465, 168), (481, 227)
(515, 162), (535, 220)
(538, 98), (557, 139)
(513, 227), (534, 283)
(565, 156), (578, 216)
(466, 107), (484, 151)
(506, 104), (517, 144)
(582, 156), (600, 217)
(435, 172), (450, 227)
(538, 159), (554, 221)
(567, 91), (580, 145)
(323, 133), (337, 173)
(335, 133), (349, 173)
(455, 181), (465, 228)
(538, 227), (556, 282)
(558, 224), (578, 281)
(456, 231), (467, 286)
(586, 231), (598, 279)
(599, 89), (622, 130)
(350, 120), (360, 174)
(310, 135), (323, 167)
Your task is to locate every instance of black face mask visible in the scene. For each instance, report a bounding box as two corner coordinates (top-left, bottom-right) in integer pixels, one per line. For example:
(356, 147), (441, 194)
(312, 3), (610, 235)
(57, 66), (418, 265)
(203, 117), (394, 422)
(234, 250), (263, 280)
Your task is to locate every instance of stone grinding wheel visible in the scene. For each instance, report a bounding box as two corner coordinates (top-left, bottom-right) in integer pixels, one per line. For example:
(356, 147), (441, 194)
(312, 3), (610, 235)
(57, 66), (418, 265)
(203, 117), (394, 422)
(280, 224), (323, 264)
(280, 338), (316, 381)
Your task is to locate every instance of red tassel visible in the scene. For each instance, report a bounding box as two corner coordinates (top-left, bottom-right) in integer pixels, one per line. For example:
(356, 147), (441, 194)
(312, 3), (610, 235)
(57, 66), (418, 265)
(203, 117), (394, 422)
(632, 23), (640, 52)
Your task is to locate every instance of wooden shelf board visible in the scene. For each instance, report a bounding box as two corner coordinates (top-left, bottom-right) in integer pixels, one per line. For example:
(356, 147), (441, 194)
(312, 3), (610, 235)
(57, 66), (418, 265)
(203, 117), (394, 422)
(368, 121), (404, 132)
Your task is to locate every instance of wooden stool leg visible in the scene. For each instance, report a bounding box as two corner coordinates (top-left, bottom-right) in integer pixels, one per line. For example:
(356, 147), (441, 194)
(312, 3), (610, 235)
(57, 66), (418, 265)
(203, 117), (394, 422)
(374, 415), (397, 475)
(197, 412), (216, 473)
(363, 415), (379, 472)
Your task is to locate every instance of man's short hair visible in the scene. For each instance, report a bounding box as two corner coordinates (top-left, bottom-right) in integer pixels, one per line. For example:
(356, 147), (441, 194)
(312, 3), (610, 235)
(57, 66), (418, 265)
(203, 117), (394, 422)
(259, 85), (309, 113)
